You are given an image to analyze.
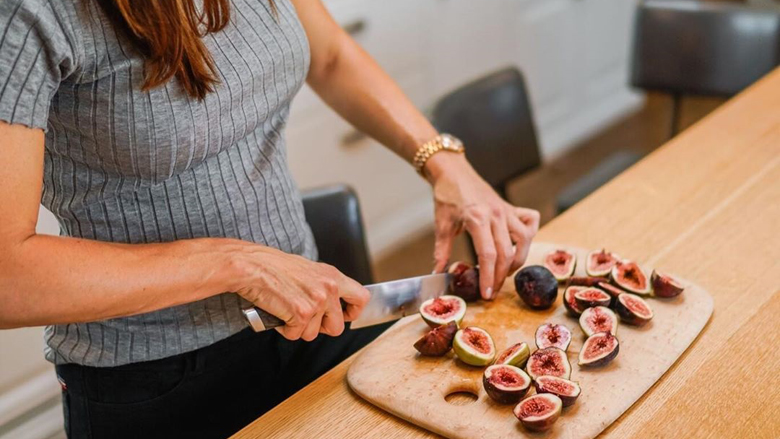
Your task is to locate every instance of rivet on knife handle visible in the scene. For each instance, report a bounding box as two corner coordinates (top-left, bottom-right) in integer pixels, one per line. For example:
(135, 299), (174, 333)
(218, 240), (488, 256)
(242, 307), (284, 332)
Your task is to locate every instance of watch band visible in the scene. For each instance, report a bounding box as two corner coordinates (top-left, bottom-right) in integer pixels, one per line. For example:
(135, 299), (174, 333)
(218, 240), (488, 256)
(412, 133), (465, 175)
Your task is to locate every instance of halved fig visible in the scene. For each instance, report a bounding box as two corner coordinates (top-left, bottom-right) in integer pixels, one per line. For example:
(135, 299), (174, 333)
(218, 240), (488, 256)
(586, 249), (620, 277)
(543, 249), (576, 282)
(611, 260), (651, 295)
(515, 265), (558, 310)
(563, 286), (587, 317)
(578, 332), (619, 367)
(419, 295), (466, 328)
(483, 364), (531, 404)
(413, 321), (458, 356)
(526, 347), (571, 380)
(453, 327), (496, 366)
(579, 306), (618, 337)
(535, 324), (572, 352)
(574, 288), (611, 309)
(615, 293), (653, 326)
(533, 375), (581, 407)
(447, 261), (481, 302)
(513, 393), (563, 432)
(651, 270), (685, 298)
(494, 342), (531, 368)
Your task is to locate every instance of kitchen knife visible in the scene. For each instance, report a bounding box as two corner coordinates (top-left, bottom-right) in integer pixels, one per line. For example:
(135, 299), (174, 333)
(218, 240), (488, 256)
(242, 272), (452, 332)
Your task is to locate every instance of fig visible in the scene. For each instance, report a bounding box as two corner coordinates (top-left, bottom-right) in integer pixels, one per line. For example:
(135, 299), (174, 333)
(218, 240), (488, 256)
(579, 306), (618, 337)
(567, 276), (605, 287)
(543, 249), (576, 282)
(483, 364), (532, 404)
(611, 260), (651, 295)
(578, 332), (619, 367)
(513, 393), (563, 432)
(526, 347), (571, 380)
(615, 293), (653, 326)
(533, 375), (581, 407)
(514, 265), (558, 310)
(574, 287), (612, 309)
(597, 281), (624, 304)
(494, 342), (531, 368)
(535, 323), (572, 352)
(651, 270), (685, 298)
(563, 286), (587, 317)
(413, 321), (458, 356)
(447, 261), (481, 302)
(586, 249), (620, 277)
(419, 295), (466, 328)
(453, 326), (496, 366)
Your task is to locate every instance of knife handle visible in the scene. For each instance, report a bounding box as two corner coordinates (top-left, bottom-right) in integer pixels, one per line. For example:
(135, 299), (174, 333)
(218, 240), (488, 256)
(242, 307), (285, 332)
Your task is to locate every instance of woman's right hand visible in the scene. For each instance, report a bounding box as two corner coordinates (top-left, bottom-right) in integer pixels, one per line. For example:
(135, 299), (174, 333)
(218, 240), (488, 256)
(225, 241), (370, 341)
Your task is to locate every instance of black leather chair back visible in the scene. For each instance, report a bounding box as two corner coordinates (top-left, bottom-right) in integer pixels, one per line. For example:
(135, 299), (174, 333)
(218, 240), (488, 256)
(301, 185), (374, 285)
(632, 0), (780, 96)
(431, 67), (541, 197)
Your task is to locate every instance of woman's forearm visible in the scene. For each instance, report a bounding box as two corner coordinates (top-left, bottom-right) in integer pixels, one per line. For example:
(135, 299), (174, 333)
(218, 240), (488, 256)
(0, 235), (239, 328)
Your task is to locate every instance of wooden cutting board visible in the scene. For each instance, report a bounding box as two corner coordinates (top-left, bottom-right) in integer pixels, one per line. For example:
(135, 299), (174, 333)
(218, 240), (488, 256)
(347, 242), (713, 439)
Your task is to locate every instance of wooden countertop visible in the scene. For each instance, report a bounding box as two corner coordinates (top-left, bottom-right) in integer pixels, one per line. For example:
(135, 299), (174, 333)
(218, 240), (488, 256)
(233, 68), (780, 439)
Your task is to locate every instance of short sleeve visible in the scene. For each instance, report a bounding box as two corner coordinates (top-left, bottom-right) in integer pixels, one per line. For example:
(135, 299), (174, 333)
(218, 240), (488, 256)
(0, 0), (76, 131)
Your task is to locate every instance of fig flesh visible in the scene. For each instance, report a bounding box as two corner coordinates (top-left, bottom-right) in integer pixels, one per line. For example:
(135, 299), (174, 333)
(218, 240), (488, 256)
(453, 327), (496, 366)
(574, 287), (612, 309)
(535, 323), (572, 352)
(586, 249), (620, 277)
(494, 342), (531, 368)
(447, 261), (481, 302)
(578, 332), (619, 367)
(514, 265), (558, 310)
(579, 306), (618, 337)
(563, 286), (587, 317)
(526, 347), (571, 380)
(419, 295), (466, 328)
(513, 393), (563, 432)
(651, 270), (685, 298)
(611, 260), (651, 295)
(615, 293), (653, 326)
(533, 375), (581, 407)
(483, 364), (531, 404)
(413, 321), (458, 356)
(543, 249), (576, 282)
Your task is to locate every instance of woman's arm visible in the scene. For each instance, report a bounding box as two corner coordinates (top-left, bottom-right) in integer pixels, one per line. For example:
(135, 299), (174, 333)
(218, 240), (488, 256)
(293, 0), (540, 299)
(0, 122), (368, 340)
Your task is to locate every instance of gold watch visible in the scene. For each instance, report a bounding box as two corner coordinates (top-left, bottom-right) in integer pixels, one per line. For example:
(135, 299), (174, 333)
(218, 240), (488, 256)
(412, 134), (465, 175)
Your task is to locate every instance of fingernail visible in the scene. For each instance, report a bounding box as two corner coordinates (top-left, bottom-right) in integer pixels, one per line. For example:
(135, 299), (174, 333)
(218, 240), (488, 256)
(432, 269), (437, 275)
(486, 287), (493, 300)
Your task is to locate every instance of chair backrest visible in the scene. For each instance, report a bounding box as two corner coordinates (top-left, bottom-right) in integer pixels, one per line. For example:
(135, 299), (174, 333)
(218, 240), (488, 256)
(631, 0), (780, 96)
(431, 67), (541, 195)
(301, 184), (374, 285)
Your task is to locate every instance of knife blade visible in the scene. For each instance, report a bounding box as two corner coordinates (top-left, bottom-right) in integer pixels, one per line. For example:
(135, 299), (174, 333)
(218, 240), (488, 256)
(242, 272), (452, 332)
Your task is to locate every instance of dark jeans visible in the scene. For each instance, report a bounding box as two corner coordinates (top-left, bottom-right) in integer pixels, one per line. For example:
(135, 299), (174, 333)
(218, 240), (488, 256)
(56, 322), (391, 439)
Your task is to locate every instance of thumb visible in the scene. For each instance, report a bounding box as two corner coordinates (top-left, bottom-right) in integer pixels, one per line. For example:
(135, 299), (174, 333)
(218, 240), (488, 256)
(433, 226), (455, 273)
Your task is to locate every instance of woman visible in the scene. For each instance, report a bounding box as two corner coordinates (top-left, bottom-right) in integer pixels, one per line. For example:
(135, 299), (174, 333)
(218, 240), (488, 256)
(0, 0), (539, 437)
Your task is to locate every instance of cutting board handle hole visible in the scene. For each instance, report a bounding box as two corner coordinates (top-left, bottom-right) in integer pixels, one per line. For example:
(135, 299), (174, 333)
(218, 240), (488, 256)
(444, 390), (478, 406)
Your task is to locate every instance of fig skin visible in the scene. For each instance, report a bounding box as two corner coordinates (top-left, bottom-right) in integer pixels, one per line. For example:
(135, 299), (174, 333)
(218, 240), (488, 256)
(447, 261), (481, 302)
(615, 293), (653, 326)
(483, 365), (531, 404)
(493, 342), (531, 368)
(535, 323), (572, 352)
(526, 347), (571, 380)
(413, 321), (458, 356)
(651, 270), (685, 298)
(514, 265), (558, 310)
(567, 276), (606, 287)
(533, 375), (581, 407)
(563, 286), (586, 317)
(574, 288), (612, 309)
(578, 332), (620, 367)
(597, 281), (624, 307)
(514, 393), (563, 432)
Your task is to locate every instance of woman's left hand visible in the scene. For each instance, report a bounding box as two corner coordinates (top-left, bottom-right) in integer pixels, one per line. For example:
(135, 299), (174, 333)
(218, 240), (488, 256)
(427, 153), (540, 300)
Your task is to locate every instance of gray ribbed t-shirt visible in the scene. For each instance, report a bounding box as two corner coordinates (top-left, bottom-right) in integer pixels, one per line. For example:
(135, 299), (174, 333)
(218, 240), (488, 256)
(0, 0), (317, 366)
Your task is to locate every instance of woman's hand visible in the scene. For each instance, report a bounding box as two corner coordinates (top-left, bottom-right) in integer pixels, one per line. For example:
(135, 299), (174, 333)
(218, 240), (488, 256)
(426, 154), (540, 300)
(228, 242), (370, 341)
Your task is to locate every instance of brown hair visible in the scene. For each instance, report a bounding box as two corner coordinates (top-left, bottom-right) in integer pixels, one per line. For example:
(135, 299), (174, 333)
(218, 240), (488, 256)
(98, 0), (277, 100)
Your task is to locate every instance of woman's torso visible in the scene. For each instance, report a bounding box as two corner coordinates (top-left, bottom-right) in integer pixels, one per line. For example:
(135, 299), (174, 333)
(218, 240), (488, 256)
(7, 0), (314, 366)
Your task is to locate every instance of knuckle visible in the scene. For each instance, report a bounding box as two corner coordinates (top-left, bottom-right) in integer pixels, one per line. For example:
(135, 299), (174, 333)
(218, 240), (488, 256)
(490, 205), (503, 218)
(295, 303), (314, 320)
(479, 249), (497, 262)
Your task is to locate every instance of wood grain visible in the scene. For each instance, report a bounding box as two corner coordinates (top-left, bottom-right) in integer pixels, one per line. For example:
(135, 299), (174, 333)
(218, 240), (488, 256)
(347, 243), (712, 439)
(231, 68), (780, 439)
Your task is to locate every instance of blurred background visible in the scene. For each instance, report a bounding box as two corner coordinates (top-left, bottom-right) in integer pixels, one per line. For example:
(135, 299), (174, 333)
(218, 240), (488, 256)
(2, 0), (779, 437)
